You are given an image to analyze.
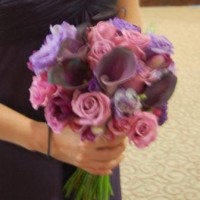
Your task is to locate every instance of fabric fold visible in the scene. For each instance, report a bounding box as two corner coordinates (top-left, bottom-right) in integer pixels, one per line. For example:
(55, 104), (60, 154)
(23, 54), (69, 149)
(0, 0), (118, 44)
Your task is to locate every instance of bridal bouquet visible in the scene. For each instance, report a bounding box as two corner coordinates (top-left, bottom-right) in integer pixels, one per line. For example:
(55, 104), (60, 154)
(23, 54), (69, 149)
(28, 18), (177, 200)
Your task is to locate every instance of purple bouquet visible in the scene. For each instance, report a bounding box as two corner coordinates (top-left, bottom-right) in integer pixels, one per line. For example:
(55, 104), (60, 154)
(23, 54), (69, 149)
(28, 18), (177, 200)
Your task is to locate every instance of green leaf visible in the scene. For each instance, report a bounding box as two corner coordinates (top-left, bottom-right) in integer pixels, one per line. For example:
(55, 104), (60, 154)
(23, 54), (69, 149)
(145, 23), (157, 34)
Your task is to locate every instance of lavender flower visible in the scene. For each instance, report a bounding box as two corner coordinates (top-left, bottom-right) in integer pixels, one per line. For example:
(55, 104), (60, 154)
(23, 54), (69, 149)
(145, 34), (174, 59)
(113, 88), (141, 117)
(29, 36), (61, 75)
(29, 22), (78, 74)
(110, 17), (141, 32)
(50, 21), (77, 41)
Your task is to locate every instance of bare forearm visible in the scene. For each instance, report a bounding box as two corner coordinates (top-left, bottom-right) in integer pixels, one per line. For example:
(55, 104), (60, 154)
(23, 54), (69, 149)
(0, 103), (47, 153)
(0, 104), (126, 175)
(117, 0), (142, 27)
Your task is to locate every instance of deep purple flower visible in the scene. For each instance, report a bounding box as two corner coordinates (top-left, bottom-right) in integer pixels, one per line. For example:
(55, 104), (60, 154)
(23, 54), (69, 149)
(158, 103), (168, 125)
(81, 127), (96, 142)
(142, 72), (177, 108)
(88, 77), (102, 92)
(145, 34), (174, 59)
(94, 47), (137, 95)
(44, 90), (72, 133)
(110, 17), (141, 32)
(48, 57), (91, 90)
(152, 103), (168, 126)
(29, 22), (78, 74)
(56, 39), (88, 63)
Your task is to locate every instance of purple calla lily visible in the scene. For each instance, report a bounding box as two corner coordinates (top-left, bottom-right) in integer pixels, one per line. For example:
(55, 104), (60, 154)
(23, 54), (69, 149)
(48, 58), (91, 90)
(94, 47), (137, 95)
(142, 72), (177, 108)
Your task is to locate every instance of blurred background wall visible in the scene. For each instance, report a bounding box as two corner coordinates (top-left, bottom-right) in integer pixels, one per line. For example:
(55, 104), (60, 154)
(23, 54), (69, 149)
(140, 0), (200, 6)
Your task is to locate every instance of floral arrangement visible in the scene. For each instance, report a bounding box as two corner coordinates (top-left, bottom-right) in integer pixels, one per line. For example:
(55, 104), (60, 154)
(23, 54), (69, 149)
(28, 18), (177, 200)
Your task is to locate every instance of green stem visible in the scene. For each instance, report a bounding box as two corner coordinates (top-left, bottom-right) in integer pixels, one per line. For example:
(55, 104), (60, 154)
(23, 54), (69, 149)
(98, 176), (104, 200)
(63, 170), (114, 200)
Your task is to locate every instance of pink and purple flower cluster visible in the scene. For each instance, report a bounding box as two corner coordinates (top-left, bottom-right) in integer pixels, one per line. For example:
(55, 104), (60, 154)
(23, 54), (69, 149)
(28, 18), (177, 149)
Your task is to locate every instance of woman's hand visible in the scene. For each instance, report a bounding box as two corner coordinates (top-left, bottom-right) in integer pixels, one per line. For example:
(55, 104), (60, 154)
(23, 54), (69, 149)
(0, 104), (126, 175)
(51, 127), (127, 175)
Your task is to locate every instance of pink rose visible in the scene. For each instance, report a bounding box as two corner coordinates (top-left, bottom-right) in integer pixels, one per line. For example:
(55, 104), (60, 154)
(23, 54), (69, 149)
(129, 112), (158, 148)
(87, 22), (117, 45)
(120, 29), (150, 48)
(108, 117), (134, 136)
(45, 90), (73, 133)
(29, 73), (57, 109)
(114, 30), (150, 58)
(88, 40), (116, 69)
(72, 90), (111, 126)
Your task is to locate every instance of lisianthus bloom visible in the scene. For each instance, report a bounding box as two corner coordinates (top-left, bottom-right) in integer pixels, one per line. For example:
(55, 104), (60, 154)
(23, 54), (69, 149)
(72, 90), (111, 126)
(128, 112), (158, 148)
(29, 72), (57, 109)
(113, 88), (141, 117)
(50, 22), (77, 41)
(45, 90), (73, 133)
(29, 22), (78, 74)
(145, 34), (174, 59)
(109, 17), (141, 32)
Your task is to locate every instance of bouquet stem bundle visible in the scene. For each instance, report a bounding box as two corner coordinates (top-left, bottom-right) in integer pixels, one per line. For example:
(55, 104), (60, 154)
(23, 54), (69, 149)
(63, 169), (113, 200)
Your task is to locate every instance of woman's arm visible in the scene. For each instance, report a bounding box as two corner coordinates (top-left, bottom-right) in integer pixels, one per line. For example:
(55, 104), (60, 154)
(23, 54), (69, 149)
(0, 103), (48, 153)
(0, 103), (125, 175)
(116, 0), (142, 27)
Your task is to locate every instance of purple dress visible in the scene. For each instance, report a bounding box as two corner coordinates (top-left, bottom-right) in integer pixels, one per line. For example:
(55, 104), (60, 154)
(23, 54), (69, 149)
(0, 0), (121, 199)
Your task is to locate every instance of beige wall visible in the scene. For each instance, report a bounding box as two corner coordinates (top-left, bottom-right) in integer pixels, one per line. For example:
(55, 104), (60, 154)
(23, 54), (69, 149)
(140, 0), (200, 6)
